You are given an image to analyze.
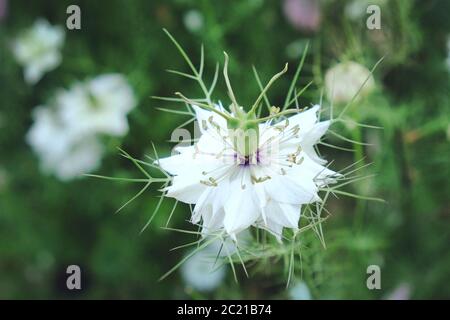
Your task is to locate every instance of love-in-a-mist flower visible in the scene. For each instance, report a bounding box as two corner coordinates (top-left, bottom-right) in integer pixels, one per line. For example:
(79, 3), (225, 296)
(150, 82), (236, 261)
(180, 239), (228, 292)
(27, 107), (103, 181)
(324, 61), (375, 104)
(158, 56), (339, 240)
(183, 10), (204, 33)
(282, 0), (321, 32)
(289, 281), (312, 300)
(58, 74), (137, 137)
(11, 18), (65, 84)
(27, 74), (136, 180)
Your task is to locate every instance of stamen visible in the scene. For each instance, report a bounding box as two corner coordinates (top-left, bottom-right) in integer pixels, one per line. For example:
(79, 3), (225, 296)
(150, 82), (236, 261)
(251, 175), (271, 184)
(296, 157), (304, 165)
(274, 119), (290, 132)
(208, 116), (222, 133)
(200, 180), (217, 187)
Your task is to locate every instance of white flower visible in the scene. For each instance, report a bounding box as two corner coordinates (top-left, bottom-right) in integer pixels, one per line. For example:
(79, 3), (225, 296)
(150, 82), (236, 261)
(181, 240), (227, 292)
(58, 74), (137, 137)
(11, 18), (65, 84)
(289, 281), (312, 300)
(384, 283), (411, 300)
(325, 61), (375, 104)
(183, 10), (204, 33)
(26, 74), (136, 180)
(158, 104), (339, 240)
(27, 107), (103, 181)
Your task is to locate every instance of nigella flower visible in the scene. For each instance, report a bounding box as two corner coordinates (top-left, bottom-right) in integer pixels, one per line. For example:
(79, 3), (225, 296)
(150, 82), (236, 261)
(58, 74), (137, 137)
(288, 281), (312, 300)
(324, 61), (375, 105)
(11, 18), (65, 85)
(27, 107), (103, 181)
(180, 239), (228, 292)
(27, 74), (136, 180)
(384, 283), (412, 300)
(157, 55), (339, 240)
(183, 10), (204, 33)
(282, 0), (321, 32)
(96, 31), (384, 282)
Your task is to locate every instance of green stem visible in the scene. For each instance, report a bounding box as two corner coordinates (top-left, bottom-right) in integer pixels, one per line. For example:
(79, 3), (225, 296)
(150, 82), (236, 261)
(249, 63), (289, 114)
(175, 92), (232, 120)
(352, 126), (366, 231)
(252, 109), (302, 123)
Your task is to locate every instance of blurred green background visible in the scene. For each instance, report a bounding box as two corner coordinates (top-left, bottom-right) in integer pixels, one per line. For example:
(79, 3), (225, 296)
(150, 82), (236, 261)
(0, 0), (449, 299)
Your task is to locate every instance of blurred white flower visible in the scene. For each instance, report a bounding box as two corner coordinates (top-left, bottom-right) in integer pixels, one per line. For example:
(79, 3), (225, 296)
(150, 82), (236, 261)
(158, 104), (339, 240)
(283, 0), (321, 32)
(325, 61), (375, 104)
(11, 18), (65, 85)
(289, 281), (312, 300)
(58, 74), (137, 137)
(26, 107), (103, 181)
(27, 74), (136, 180)
(183, 10), (204, 33)
(384, 283), (411, 300)
(181, 241), (227, 292)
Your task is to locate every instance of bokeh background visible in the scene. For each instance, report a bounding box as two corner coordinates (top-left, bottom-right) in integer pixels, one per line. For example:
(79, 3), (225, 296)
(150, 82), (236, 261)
(0, 0), (449, 299)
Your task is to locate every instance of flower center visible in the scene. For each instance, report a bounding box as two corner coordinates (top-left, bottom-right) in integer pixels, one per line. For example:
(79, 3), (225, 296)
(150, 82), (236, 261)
(235, 150), (261, 167)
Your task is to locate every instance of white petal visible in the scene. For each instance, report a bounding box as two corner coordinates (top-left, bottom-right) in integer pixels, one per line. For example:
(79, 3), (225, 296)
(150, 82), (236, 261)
(263, 200), (300, 229)
(192, 179), (228, 228)
(201, 208), (225, 235)
(304, 121), (330, 143)
(24, 65), (43, 85)
(258, 217), (284, 242)
(192, 188), (213, 224)
(157, 148), (195, 175)
(278, 203), (301, 228)
(158, 146), (223, 176)
(301, 120), (330, 164)
(264, 175), (319, 205)
(196, 129), (232, 158)
(286, 104), (320, 133)
(223, 170), (260, 235)
(289, 154), (340, 186)
(192, 104), (227, 134)
(164, 173), (207, 204)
